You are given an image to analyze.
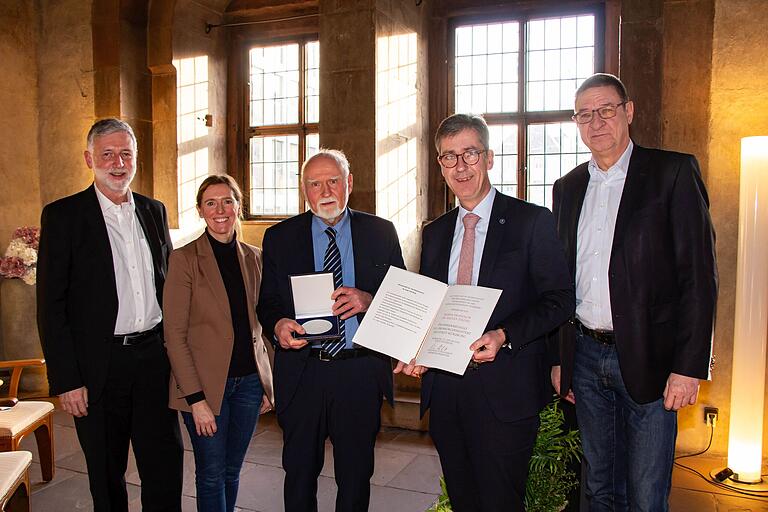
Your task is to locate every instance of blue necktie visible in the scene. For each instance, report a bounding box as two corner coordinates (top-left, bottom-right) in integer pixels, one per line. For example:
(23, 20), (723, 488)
(321, 227), (346, 356)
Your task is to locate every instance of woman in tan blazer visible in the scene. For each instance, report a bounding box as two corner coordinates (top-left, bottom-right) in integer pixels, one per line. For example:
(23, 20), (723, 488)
(163, 174), (274, 512)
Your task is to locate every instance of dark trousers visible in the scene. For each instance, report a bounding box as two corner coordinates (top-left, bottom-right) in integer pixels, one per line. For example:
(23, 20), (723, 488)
(73, 336), (183, 512)
(277, 355), (384, 512)
(429, 370), (539, 512)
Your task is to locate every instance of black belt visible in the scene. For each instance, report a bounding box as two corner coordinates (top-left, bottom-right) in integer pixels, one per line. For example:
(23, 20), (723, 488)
(113, 324), (162, 346)
(574, 320), (615, 345)
(308, 348), (371, 361)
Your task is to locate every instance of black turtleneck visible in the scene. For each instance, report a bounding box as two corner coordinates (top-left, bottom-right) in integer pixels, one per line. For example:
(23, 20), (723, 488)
(207, 230), (258, 378)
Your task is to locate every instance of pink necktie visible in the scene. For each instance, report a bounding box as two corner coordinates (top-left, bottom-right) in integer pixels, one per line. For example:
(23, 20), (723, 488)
(457, 213), (480, 285)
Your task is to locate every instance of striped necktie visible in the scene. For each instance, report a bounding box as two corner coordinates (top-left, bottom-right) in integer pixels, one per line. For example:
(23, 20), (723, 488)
(321, 227), (346, 356)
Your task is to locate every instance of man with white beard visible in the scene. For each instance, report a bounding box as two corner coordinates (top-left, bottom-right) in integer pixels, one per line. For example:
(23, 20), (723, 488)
(257, 149), (405, 512)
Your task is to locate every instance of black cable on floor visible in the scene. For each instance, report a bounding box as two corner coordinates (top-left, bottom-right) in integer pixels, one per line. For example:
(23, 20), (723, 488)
(673, 422), (768, 500)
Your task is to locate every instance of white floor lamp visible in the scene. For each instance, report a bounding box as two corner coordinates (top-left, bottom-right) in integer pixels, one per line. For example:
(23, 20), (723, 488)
(712, 136), (768, 488)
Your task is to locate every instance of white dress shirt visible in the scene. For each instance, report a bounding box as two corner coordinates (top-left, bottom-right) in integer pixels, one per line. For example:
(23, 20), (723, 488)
(448, 187), (496, 286)
(575, 141), (634, 330)
(95, 186), (162, 335)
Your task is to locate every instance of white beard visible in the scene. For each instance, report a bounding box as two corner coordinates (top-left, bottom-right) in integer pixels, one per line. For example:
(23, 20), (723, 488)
(311, 202), (344, 222)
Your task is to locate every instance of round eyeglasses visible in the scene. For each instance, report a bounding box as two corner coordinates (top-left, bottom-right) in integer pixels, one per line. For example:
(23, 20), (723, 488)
(438, 149), (486, 168)
(572, 101), (628, 124)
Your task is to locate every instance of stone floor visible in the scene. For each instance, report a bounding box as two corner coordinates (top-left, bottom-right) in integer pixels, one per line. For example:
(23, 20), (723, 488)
(16, 410), (768, 511)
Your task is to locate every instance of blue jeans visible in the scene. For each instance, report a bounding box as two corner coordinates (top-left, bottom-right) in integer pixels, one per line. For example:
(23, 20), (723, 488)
(572, 333), (677, 512)
(182, 373), (264, 512)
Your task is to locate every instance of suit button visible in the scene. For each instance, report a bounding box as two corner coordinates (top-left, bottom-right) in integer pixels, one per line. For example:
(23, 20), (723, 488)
(610, 273), (616, 278)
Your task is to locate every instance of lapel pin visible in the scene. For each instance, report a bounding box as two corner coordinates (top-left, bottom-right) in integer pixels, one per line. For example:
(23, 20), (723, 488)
(499, 218), (506, 225)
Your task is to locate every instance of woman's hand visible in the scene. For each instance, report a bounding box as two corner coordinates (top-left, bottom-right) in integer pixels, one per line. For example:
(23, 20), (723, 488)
(191, 400), (217, 437)
(260, 394), (273, 414)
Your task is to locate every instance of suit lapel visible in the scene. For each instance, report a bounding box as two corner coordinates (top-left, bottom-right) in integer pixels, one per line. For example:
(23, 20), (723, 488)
(349, 210), (374, 284)
(85, 185), (119, 302)
(237, 241), (258, 330)
(196, 234), (232, 321)
(612, 145), (650, 251)
(298, 211), (316, 272)
(134, 198), (163, 280)
(477, 193), (507, 288)
(434, 209), (458, 282)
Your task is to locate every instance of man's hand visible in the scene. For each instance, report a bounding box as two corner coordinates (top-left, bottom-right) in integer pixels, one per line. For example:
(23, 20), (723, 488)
(551, 365), (575, 404)
(59, 386), (89, 417)
(393, 359), (427, 378)
(260, 394), (273, 414)
(331, 287), (372, 320)
(191, 400), (217, 437)
(663, 373), (700, 411)
(275, 318), (308, 350)
(469, 328), (506, 364)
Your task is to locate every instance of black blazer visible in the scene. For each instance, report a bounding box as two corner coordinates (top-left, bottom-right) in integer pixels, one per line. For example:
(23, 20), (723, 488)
(552, 145), (718, 404)
(37, 185), (172, 401)
(257, 209), (405, 414)
(419, 191), (574, 422)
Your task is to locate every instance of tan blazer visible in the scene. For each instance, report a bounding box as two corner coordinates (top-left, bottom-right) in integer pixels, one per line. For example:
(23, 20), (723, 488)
(163, 232), (274, 414)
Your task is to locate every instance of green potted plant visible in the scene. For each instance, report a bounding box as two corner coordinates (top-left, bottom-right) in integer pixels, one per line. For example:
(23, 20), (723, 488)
(427, 398), (581, 512)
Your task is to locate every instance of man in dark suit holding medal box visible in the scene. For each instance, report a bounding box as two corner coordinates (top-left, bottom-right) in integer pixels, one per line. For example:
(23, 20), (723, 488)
(258, 149), (405, 512)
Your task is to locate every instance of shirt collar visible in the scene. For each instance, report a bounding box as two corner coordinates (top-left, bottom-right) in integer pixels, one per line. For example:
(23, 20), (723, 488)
(94, 184), (134, 214)
(458, 186), (495, 222)
(588, 140), (634, 179)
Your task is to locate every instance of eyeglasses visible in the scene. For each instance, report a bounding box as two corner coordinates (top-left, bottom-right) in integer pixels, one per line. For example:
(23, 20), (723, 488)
(438, 149), (486, 168)
(571, 101), (628, 124)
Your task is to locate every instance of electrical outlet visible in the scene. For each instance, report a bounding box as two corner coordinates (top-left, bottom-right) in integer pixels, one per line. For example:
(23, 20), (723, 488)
(704, 406), (719, 425)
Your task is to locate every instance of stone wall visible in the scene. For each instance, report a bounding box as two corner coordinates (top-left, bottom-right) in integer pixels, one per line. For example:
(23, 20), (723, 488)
(0, 0), (92, 386)
(0, 2), (42, 250)
(705, 0), (768, 457)
(38, 0), (96, 206)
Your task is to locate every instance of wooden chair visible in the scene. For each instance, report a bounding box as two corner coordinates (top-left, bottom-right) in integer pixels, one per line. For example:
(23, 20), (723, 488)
(0, 359), (54, 482)
(0, 451), (32, 512)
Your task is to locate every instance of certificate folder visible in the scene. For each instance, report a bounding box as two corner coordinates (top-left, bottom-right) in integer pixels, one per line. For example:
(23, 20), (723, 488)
(289, 272), (342, 341)
(353, 267), (501, 375)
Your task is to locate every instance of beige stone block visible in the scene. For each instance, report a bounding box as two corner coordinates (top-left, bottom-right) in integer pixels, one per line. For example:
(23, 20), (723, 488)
(151, 74), (177, 121)
(320, 9), (375, 71)
(622, 0), (662, 22)
(661, 0), (713, 175)
(621, 21), (663, 147)
(320, 69), (376, 132)
(320, 0), (374, 15)
(92, 22), (121, 68)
